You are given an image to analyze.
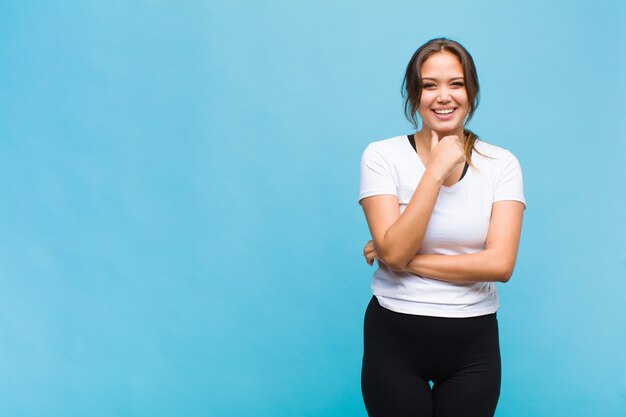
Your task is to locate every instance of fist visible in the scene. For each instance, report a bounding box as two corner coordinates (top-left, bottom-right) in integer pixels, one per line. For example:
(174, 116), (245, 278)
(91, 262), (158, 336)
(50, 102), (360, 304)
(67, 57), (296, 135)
(428, 131), (465, 180)
(363, 240), (379, 266)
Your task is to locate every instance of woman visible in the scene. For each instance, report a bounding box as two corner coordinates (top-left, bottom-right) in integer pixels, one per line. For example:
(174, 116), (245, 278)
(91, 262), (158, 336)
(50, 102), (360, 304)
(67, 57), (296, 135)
(358, 38), (526, 417)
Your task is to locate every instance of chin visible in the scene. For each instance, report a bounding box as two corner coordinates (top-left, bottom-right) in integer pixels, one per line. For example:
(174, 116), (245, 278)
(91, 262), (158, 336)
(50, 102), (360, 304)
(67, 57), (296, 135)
(431, 124), (463, 136)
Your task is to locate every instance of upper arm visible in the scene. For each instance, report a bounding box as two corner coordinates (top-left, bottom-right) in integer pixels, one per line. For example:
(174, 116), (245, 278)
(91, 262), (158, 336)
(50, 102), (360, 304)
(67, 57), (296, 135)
(359, 142), (401, 254)
(360, 195), (401, 252)
(485, 200), (525, 279)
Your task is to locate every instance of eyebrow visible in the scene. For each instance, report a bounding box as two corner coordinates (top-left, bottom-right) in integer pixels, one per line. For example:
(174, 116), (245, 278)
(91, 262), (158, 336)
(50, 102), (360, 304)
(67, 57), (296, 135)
(422, 77), (464, 81)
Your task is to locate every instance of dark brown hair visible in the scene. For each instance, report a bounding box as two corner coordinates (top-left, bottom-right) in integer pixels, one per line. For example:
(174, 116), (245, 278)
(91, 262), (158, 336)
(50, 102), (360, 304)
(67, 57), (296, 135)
(401, 38), (482, 164)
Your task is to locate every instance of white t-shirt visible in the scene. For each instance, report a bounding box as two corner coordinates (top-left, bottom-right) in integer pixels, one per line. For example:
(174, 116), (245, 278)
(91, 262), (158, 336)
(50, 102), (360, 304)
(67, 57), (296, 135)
(359, 134), (526, 318)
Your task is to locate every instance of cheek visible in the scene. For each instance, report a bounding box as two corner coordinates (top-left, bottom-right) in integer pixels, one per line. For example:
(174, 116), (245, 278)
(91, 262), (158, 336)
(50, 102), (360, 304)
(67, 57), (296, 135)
(417, 93), (436, 111)
(453, 91), (469, 106)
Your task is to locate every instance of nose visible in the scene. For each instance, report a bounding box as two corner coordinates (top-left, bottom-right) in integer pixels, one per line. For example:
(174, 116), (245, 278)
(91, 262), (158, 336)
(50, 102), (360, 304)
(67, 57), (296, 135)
(437, 87), (451, 102)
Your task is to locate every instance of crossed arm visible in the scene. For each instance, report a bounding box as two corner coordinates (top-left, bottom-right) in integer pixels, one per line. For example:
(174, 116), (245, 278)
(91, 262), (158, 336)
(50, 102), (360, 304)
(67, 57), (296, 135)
(361, 195), (525, 284)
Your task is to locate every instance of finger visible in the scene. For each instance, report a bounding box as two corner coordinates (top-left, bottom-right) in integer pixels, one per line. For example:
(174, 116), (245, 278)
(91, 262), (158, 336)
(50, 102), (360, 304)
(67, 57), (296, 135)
(454, 138), (465, 161)
(458, 145), (466, 163)
(430, 130), (439, 150)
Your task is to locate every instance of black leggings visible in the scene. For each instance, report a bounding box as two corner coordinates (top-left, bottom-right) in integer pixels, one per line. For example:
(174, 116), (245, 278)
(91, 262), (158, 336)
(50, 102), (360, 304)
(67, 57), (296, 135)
(361, 296), (501, 417)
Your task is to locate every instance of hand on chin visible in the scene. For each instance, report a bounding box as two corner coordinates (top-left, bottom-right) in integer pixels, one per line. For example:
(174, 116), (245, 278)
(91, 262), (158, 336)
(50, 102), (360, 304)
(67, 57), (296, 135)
(431, 127), (458, 139)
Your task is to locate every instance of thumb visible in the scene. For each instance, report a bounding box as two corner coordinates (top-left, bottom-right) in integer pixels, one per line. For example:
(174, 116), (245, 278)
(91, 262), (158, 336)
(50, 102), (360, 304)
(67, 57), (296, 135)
(430, 130), (439, 150)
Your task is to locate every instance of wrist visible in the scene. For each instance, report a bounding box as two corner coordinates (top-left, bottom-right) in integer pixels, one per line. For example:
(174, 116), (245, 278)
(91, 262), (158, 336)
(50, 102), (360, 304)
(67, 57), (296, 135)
(423, 168), (445, 186)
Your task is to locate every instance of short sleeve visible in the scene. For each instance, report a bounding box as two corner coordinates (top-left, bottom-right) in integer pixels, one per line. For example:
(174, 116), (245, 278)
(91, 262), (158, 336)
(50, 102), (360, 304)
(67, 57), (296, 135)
(359, 143), (397, 204)
(493, 151), (526, 209)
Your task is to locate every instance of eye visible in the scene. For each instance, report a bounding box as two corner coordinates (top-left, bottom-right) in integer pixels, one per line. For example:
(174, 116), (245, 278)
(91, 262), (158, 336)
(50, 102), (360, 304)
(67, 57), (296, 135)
(423, 83), (436, 89)
(451, 81), (465, 88)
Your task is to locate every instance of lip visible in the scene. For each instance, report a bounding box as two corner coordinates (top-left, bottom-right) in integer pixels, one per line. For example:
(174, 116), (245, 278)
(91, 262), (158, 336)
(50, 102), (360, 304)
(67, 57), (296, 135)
(431, 108), (457, 120)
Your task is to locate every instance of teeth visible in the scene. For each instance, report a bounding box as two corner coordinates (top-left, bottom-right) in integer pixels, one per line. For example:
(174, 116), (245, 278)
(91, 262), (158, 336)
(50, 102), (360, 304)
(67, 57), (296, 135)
(434, 108), (455, 115)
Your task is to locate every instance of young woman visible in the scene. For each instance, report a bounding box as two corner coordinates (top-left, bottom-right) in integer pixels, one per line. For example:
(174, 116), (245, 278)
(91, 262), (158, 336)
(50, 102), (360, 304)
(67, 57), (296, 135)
(358, 38), (526, 417)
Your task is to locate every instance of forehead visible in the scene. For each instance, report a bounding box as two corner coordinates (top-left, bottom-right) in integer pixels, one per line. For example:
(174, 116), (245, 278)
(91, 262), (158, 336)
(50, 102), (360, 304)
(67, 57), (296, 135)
(420, 51), (463, 77)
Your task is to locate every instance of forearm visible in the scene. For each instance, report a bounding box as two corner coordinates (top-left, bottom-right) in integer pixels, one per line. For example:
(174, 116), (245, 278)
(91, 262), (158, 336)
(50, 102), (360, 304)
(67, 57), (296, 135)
(378, 171), (443, 270)
(404, 250), (516, 283)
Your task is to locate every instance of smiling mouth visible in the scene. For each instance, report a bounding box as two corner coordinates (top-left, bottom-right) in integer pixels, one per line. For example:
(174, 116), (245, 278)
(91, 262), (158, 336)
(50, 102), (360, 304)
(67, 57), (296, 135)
(432, 108), (456, 115)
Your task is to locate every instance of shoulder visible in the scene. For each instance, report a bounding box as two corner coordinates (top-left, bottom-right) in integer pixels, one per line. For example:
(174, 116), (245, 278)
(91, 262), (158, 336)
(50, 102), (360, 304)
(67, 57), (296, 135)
(474, 139), (514, 158)
(361, 134), (410, 160)
(473, 139), (521, 166)
(363, 134), (408, 151)
(473, 139), (524, 191)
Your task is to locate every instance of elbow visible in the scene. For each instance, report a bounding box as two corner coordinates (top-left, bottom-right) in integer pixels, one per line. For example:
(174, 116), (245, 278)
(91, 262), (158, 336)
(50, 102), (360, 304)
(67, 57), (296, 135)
(498, 271), (512, 283)
(387, 260), (409, 273)
(378, 252), (410, 273)
(485, 250), (517, 283)
(496, 262), (515, 283)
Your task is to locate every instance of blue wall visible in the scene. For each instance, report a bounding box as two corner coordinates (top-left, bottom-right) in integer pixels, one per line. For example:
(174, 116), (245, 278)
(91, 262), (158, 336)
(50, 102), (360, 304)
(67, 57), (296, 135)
(1, 1), (625, 416)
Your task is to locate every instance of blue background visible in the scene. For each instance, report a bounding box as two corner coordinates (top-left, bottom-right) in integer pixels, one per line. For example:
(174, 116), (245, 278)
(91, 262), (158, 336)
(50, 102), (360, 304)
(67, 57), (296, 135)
(1, 1), (625, 416)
